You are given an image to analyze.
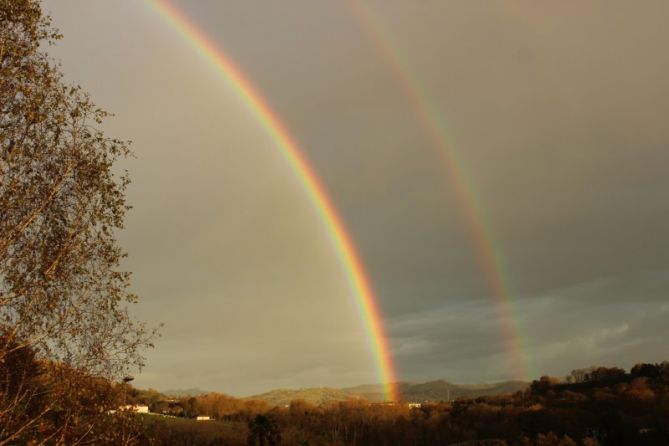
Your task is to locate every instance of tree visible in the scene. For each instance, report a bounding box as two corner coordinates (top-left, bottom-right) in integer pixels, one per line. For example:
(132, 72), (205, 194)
(589, 367), (626, 383)
(530, 376), (560, 395)
(568, 367), (598, 383)
(1, 0), (154, 442)
(248, 414), (282, 446)
(631, 363), (660, 379)
(0, 331), (45, 443)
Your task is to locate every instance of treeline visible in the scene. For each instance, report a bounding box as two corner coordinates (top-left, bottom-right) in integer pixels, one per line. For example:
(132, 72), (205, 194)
(128, 388), (271, 419)
(127, 362), (669, 446)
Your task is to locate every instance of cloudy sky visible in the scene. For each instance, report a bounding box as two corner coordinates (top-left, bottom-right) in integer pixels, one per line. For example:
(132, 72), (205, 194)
(43, 0), (669, 396)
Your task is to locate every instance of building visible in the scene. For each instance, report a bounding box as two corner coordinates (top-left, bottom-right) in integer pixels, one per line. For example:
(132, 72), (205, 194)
(115, 405), (149, 414)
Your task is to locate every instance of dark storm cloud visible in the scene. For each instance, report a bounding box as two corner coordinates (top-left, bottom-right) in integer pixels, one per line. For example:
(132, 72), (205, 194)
(43, 0), (669, 393)
(390, 269), (669, 382)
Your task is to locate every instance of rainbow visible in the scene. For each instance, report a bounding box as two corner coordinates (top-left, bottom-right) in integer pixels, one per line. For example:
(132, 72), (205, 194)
(347, 1), (533, 381)
(147, 0), (399, 401)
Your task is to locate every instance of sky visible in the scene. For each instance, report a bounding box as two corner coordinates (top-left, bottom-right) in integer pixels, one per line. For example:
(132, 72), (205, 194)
(43, 0), (669, 396)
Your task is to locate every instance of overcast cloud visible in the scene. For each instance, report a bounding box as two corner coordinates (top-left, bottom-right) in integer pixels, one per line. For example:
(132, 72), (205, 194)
(42, 0), (669, 396)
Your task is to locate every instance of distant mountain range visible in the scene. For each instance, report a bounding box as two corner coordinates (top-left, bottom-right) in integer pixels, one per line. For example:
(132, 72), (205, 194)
(245, 380), (529, 407)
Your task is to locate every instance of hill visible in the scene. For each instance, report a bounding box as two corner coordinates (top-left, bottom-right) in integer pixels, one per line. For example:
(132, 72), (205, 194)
(246, 387), (361, 406)
(246, 379), (529, 406)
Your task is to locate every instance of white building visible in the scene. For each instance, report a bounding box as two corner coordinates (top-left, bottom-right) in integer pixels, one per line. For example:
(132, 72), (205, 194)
(122, 404), (149, 414)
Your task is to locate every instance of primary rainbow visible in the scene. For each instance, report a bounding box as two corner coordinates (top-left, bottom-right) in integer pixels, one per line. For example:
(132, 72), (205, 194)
(348, 1), (533, 381)
(148, 0), (399, 401)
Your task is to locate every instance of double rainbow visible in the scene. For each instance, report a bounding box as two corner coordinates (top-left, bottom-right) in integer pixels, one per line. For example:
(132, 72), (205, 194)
(148, 0), (399, 401)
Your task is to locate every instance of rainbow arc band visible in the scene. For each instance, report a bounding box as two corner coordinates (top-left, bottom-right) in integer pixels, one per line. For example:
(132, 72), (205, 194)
(348, 1), (532, 381)
(148, 0), (399, 402)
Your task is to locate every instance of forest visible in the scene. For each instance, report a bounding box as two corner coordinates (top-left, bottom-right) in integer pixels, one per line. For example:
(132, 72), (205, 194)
(122, 362), (669, 445)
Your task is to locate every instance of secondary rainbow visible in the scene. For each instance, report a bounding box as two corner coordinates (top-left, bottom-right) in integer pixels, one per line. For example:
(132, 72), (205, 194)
(347, 1), (533, 381)
(148, 0), (399, 401)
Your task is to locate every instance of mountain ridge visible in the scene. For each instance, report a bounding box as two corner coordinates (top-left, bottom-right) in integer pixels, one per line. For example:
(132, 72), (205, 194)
(245, 379), (530, 406)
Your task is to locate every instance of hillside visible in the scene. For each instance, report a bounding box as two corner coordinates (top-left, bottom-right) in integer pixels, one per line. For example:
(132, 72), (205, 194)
(247, 387), (361, 406)
(246, 379), (529, 406)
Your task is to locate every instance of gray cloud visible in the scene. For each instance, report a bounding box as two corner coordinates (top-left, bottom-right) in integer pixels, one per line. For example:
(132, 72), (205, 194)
(43, 0), (669, 394)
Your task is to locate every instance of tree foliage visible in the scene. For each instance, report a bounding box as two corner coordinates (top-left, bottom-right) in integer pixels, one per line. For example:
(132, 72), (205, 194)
(1, 0), (154, 442)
